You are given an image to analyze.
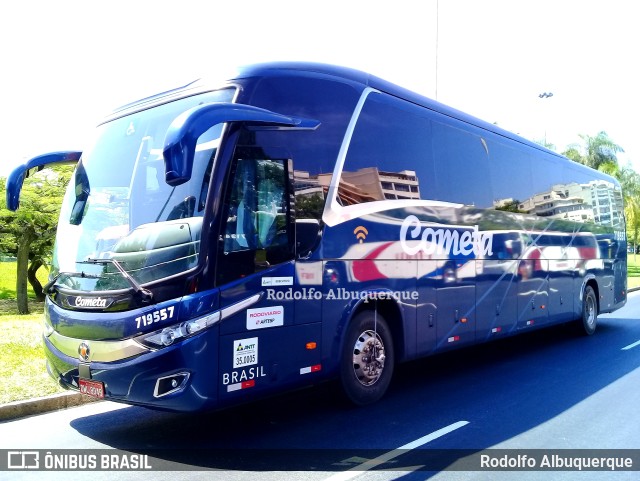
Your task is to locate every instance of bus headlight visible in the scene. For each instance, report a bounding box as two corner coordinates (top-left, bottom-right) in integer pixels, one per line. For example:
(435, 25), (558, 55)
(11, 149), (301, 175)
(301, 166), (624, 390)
(135, 311), (220, 348)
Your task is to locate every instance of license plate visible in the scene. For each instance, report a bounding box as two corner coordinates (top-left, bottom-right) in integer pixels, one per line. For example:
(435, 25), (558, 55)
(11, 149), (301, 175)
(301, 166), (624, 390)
(79, 378), (105, 399)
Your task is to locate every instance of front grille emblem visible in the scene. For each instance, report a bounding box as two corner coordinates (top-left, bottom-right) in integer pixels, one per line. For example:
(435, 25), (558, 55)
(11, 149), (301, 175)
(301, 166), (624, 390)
(78, 341), (91, 362)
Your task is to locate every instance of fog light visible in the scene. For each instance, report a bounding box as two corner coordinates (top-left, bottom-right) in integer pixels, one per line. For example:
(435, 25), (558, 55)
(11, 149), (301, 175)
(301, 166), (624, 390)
(154, 372), (190, 398)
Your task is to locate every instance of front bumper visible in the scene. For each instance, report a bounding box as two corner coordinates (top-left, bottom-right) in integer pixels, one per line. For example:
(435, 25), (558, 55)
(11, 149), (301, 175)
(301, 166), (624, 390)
(44, 327), (220, 412)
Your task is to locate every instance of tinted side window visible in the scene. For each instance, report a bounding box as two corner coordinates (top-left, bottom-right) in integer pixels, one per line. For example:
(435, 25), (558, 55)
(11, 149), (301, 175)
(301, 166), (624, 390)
(431, 121), (492, 207)
(489, 140), (534, 213)
(339, 92), (494, 208)
(339, 92), (434, 204)
(247, 76), (361, 221)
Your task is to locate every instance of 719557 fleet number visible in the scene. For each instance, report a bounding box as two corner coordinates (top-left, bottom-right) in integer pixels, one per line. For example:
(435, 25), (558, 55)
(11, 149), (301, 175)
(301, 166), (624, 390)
(135, 306), (175, 329)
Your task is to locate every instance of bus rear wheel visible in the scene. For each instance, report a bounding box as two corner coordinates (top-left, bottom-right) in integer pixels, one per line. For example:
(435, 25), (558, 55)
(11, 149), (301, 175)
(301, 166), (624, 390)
(340, 310), (394, 406)
(576, 285), (598, 336)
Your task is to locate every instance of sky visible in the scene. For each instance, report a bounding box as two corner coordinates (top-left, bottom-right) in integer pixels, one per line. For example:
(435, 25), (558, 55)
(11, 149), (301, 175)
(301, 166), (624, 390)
(1, 0), (639, 178)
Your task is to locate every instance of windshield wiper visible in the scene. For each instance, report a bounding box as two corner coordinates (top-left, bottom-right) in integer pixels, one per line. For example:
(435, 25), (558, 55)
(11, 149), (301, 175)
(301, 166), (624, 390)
(81, 258), (153, 302)
(44, 271), (101, 294)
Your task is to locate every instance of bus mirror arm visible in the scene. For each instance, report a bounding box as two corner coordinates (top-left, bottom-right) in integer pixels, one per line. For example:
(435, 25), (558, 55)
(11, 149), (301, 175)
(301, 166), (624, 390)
(5, 151), (82, 211)
(163, 102), (320, 187)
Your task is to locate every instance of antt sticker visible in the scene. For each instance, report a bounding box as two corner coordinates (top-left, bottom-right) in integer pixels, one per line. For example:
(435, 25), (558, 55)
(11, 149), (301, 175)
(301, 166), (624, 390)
(233, 337), (258, 368)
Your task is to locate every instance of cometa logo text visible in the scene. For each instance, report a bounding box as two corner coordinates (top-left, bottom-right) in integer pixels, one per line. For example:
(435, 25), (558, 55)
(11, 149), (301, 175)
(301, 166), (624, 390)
(74, 297), (109, 308)
(400, 215), (493, 257)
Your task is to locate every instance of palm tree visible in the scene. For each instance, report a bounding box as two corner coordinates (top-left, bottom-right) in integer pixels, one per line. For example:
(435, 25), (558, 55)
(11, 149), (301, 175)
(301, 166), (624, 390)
(598, 161), (640, 256)
(572, 133), (640, 256)
(576, 131), (624, 169)
(619, 168), (640, 256)
(626, 196), (640, 257)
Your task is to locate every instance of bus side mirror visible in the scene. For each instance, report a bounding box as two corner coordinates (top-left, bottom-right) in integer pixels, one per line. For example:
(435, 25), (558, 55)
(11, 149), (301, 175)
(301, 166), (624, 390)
(163, 102), (319, 187)
(296, 219), (321, 258)
(5, 151), (82, 211)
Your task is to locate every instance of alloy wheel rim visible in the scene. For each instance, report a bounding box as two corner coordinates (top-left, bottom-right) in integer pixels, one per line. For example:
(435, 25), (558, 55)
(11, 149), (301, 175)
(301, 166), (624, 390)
(352, 330), (386, 386)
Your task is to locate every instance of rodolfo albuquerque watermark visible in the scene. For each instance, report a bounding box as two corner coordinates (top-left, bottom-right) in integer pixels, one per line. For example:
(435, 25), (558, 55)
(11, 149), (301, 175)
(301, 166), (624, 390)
(477, 451), (634, 471)
(266, 287), (418, 303)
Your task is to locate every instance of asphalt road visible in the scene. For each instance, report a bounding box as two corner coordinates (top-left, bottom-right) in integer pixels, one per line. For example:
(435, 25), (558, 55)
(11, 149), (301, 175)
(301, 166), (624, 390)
(2, 292), (640, 480)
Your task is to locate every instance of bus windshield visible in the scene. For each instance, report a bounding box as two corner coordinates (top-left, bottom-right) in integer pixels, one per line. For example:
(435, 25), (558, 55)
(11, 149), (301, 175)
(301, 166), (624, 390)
(50, 88), (235, 292)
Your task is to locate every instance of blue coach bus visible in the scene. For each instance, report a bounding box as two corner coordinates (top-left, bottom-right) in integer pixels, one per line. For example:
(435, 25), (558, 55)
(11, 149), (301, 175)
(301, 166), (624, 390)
(6, 62), (626, 411)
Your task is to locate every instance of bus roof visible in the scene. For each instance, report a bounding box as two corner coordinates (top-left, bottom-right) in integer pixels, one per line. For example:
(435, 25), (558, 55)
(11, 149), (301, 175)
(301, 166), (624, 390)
(106, 61), (569, 164)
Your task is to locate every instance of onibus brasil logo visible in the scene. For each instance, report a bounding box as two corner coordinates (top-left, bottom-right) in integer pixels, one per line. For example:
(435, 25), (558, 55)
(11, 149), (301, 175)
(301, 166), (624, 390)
(399, 215), (494, 256)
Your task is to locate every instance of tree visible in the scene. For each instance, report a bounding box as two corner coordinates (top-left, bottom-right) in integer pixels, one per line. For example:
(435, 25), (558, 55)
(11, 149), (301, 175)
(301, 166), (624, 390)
(597, 160), (620, 178)
(617, 167), (640, 255)
(0, 166), (72, 313)
(296, 193), (325, 219)
(589, 158), (640, 256)
(533, 138), (556, 151)
(562, 132), (640, 253)
(563, 131), (624, 170)
(626, 194), (640, 255)
(494, 199), (526, 213)
(562, 147), (583, 164)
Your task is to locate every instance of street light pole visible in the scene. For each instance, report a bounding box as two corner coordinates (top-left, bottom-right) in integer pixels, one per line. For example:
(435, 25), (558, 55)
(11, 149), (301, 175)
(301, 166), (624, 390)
(435, 0), (439, 100)
(538, 92), (554, 145)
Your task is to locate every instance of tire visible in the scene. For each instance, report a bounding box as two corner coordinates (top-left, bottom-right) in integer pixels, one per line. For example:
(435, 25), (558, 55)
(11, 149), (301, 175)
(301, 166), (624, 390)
(340, 310), (394, 406)
(576, 285), (598, 336)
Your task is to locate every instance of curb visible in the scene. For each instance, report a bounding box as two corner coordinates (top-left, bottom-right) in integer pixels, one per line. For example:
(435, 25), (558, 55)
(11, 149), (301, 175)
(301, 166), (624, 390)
(0, 391), (100, 422)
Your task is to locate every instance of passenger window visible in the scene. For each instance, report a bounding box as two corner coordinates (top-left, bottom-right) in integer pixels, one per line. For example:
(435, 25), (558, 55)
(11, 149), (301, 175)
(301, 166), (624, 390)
(431, 121), (492, 207)
(489, 140), (534, 213)
(338, 91), (493, 208)
(338, 92), (434, 205)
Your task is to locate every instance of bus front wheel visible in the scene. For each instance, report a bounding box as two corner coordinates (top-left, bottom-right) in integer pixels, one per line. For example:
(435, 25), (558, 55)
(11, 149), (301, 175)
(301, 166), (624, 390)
(340, 310), (394, 406)
(577, 285), (598, 336)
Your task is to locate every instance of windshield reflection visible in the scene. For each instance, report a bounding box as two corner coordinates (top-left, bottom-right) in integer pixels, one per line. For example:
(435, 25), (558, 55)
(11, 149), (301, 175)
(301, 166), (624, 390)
(50, 89), (235, 292)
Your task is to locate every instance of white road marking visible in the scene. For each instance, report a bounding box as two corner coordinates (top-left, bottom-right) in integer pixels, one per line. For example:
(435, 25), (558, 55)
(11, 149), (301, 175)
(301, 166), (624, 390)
(622, 340), (640, 350)
(323, 420), (469, 481)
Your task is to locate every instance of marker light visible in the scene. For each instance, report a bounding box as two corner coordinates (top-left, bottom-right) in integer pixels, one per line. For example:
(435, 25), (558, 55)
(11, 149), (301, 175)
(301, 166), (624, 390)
(43, 316), (54, 337)
(136, 311), (220, 348)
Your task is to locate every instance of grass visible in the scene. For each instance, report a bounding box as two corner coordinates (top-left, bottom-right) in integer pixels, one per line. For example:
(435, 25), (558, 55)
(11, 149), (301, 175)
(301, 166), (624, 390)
(1, 256), (640, 406)
(0, 301), (65, 404)
(0, 261), (49, 299)
(628, 254), (640, 290)
(0, 263), (65, 404)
